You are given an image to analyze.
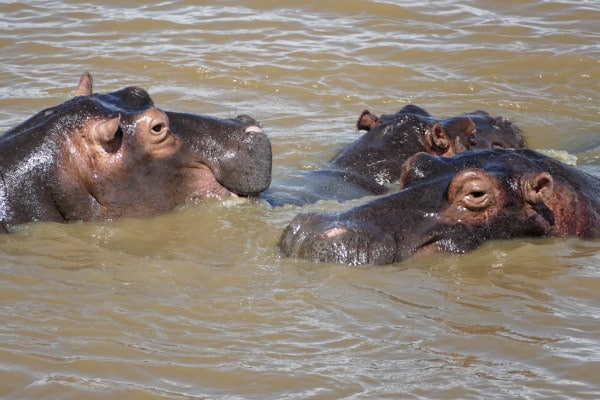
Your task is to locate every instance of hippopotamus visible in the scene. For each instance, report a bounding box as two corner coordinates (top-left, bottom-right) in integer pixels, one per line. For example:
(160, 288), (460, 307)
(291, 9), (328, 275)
(263, 104), (525, 206)
(279, 148), (600, 265)
(0, 73), (271, 232)
(339, 105), (526, 185)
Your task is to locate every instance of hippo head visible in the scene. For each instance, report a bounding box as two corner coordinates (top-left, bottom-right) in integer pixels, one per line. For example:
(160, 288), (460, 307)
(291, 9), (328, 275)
(333, 105), (525, 185)
(61, 73), (271, 220)
(0, 73), (271, 225)
(460, 110), (526, 150)
(332, 106), (477, 185)
(280, 149), (600, 265)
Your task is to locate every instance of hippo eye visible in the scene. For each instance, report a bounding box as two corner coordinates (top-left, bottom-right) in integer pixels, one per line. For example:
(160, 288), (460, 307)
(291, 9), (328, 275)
(469, 134), (478, 146)
(151, 122), (168, 136)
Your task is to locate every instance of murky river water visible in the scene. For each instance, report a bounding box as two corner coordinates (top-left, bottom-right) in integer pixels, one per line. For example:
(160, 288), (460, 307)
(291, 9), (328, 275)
(1, 1), (599, 398)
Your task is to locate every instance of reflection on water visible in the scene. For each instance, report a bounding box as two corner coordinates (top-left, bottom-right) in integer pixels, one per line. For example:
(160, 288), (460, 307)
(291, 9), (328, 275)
(1, 0), (600, 399)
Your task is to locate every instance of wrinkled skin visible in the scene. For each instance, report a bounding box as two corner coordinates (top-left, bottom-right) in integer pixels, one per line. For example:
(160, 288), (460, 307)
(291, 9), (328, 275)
(0, 73), (271, 231)
(280, 149), (600, 265)
(264, 104), (525, 207)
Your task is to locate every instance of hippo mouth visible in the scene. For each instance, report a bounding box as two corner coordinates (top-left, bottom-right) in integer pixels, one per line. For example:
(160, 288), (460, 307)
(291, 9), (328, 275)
(411, 235), (447, 258)
(410, 224), (483, 258)
(282, 227), (456, 265)
(314, 227), (450, 265)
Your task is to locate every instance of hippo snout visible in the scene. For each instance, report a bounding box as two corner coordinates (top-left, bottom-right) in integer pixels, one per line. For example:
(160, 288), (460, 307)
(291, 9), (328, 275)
(165, 111), (272, 197)
(216, 124), (272, 196)
(279, 213), (397, 265)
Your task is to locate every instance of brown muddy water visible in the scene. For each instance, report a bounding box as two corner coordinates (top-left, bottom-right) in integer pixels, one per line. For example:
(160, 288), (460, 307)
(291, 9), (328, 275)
(1, 1), (599, 399)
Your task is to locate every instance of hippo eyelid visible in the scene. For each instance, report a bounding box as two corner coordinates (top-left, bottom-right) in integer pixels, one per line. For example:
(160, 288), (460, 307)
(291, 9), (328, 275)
(463, 187), (490, 209)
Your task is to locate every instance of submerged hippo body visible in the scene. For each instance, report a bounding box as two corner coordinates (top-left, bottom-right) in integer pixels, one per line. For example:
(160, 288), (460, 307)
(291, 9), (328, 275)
(0, 73), (271, 231)
(264, 104), (525, 207)
(280, 149), (600, 265)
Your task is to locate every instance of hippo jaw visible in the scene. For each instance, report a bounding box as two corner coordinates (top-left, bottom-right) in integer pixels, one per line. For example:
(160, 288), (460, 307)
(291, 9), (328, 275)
(278, 174), (513, 265)
(79, 73), (272, 198)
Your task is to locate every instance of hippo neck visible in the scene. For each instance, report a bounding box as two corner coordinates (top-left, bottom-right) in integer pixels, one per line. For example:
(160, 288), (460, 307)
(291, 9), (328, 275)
(0, 127), (65, 226)
(549, 177), (600, 238)
(263, 168), (388, 207)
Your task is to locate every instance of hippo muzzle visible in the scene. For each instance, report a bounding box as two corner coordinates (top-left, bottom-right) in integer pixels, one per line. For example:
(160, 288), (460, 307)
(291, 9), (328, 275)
(280, 214), (399, 265)
(166, 112), (272, 197)
(215, 123), (272, 196)
(278, 187), (492, 265)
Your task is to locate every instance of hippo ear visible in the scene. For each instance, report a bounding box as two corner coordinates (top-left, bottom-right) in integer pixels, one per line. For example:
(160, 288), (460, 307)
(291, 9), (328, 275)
(425, 122), (451, 155)
(74, 72), (93, 97)
(93, 116), (122, 153)
(357, 110), (381, 131)
(443, 117), (477, 147)
(523, 172), (554, 204)
(456, 117), (477, 139)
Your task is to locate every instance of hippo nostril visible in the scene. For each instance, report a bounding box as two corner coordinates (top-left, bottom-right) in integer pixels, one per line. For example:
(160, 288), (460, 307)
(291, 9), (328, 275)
(322, 227), (347, 238)
(244, 125), (263, 135)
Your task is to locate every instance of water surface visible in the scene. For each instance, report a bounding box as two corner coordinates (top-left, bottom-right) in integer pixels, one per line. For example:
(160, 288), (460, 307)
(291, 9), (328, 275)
(1, 1), (599, 398)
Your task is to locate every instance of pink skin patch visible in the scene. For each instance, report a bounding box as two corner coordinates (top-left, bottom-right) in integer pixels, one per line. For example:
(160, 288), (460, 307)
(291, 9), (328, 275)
(321, 227), (347, 238)
(245, 126), (263, 134)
